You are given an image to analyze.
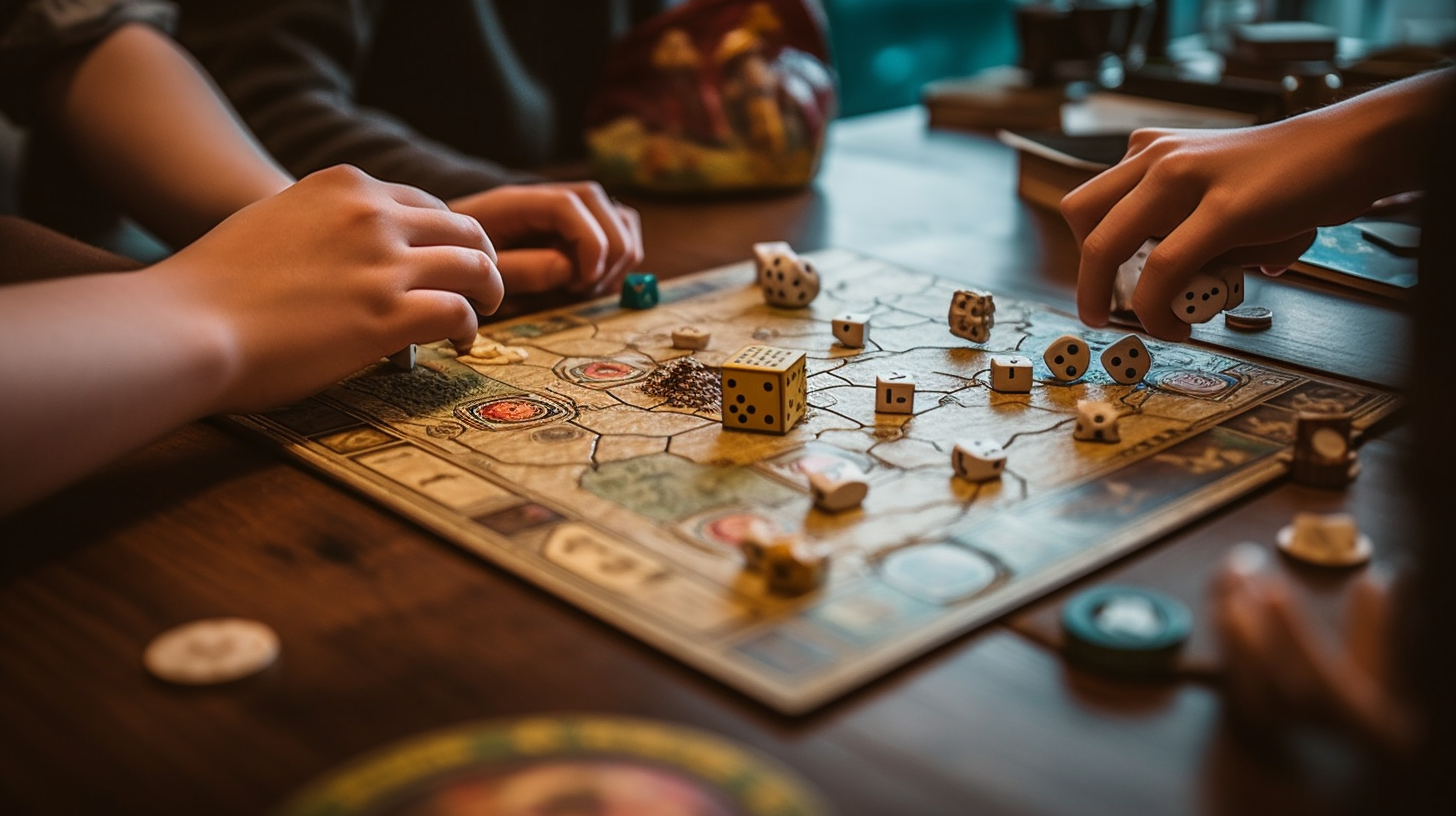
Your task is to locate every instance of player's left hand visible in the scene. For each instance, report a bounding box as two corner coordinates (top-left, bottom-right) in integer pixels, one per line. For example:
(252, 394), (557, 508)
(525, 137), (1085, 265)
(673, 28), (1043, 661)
(448, 182), (643, 299)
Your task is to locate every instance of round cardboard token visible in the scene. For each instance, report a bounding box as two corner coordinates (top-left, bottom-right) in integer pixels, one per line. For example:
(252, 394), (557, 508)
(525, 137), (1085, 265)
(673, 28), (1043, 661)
(144, 617), (280, 685)
(1277, 523), (1373, 567)
(1061, 586), (1191, 676)
(273, 715), (830, 816)
(1224, 305), (1274, 331)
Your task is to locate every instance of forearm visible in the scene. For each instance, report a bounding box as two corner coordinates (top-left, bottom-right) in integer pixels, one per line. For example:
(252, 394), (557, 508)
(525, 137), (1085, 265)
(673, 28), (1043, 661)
(1300, 67), (1456, 201)
(47, 23), (292, 247)
(0, 267), (234, 515)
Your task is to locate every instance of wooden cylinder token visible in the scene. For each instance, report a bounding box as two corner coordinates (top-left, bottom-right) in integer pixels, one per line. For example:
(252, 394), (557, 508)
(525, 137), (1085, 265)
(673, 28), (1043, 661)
(1224, 305), (1273, 331)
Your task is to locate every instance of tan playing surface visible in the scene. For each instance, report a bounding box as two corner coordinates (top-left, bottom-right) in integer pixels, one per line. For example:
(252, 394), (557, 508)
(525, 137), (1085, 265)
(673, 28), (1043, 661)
(228, 249), (1398, 713)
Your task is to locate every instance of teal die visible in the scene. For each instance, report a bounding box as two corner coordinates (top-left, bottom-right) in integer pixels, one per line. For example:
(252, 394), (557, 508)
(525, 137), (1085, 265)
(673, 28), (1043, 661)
(620, 273), (660, 309)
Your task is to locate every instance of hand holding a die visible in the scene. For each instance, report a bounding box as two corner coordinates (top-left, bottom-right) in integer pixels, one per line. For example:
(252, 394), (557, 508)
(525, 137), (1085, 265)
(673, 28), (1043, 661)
(1060, 68), (1455, 341)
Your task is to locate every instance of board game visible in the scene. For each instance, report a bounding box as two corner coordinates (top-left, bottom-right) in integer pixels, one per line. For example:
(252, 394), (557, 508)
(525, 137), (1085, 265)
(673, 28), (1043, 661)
(226, 249), (1399, 714)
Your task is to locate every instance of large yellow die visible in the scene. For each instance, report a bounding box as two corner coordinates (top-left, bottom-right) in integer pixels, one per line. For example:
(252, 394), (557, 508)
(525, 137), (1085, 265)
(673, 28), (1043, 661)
(721, 344), (807, 434)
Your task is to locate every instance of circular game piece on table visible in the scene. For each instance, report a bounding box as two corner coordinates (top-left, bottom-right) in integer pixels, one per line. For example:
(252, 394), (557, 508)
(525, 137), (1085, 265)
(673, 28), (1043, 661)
(273, 715), (830, 816)
(1224, 305), (1274, 331)
(144, 617), (280, 686)
(1277, 522), (1373, 567)
(1060, 586), (1192, 677)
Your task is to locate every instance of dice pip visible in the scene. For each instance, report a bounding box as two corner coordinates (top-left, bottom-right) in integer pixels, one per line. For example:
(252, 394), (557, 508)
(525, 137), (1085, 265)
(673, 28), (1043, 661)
(752, 241), (820, 308)
(620, 273), (659, 309)
(832, 313), (870, 348)
(952, 439), (1007, 482)
(990, 354), (1033, 393)
(1099, 334), (1151, 385)
(875, 371), (915, 414)
(1043, 334), (1091, 382)
(721, 344), (807, 434)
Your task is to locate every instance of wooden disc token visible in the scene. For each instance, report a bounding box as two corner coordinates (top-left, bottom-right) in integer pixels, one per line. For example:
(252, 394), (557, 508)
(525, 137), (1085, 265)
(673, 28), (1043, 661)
(1224, 305), (1273, 331)
(1276, 524), (1372, 567)
(144, 618), (280, 685)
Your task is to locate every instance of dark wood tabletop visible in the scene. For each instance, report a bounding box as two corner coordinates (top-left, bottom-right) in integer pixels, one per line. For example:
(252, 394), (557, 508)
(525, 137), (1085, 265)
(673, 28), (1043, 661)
(0, 107), (1415, 816)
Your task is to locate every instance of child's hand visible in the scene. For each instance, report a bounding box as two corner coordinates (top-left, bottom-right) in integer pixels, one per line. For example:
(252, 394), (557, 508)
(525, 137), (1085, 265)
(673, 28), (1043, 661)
(152, 165), (503, 413)
(1060, 121), (1364, 341)
(448, 182), (644, 299)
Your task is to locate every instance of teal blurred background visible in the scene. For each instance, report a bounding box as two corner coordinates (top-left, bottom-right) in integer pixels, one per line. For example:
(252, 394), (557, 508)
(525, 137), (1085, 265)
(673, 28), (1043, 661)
(821, 0), (1018, 116)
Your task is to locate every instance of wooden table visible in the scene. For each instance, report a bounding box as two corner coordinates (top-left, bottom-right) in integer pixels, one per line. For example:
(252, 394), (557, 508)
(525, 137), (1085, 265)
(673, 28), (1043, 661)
(0, 108), (1415, 815)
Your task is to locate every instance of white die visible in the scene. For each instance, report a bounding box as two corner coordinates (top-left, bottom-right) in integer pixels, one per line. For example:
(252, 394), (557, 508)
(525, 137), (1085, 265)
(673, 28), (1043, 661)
(753, 241), (820, 308)
(832, 313), (870, 348)
(1099, 334), (1151, 385)
(875, 371), (915, 414)
(990, 354), (1033, 393)
(1043, 334), (1091, 381)
(952, 439), (1007, 482)
(948, 289), (996, 343)
(1112, 239), (1156, 315)
(808, 467), (869, 512)
(1073, 399), (1120, 443)
(1171, 273), (1229, 324)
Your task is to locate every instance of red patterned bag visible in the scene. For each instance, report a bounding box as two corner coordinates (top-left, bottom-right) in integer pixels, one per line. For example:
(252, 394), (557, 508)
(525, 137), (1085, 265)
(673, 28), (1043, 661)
(586, 0), (837, 194)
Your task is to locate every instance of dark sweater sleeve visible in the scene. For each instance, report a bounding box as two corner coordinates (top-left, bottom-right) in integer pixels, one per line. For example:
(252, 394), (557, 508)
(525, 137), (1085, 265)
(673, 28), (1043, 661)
(0, 0), (177, 125)
(174, 0), (537, 199)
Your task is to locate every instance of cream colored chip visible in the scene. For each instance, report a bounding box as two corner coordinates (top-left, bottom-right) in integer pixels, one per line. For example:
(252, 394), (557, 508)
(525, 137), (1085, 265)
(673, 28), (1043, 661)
(143, 617), (280, 685)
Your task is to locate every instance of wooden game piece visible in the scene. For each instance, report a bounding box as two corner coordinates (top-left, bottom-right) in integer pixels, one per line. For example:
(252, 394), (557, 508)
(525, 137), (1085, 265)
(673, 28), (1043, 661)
(671, 326), (711, 350)
(1212, 262), (1245, 310)
(1276, 511), (1372, 567)
(989, 354), (1032, 393)
(1043, 334), (1091, 381)
(1073, 399), (1120, 443)
(875, 371), (915, 414)
(762, 539), (830, 595)
(144, 618), (280, 685)
(951, 439), (1006, 481)
(1099, 334), (1151, 385)
(736, 523), (829, 595)
(388, 344), (416, 370)
(752, 241), (820, 308)
(1171, 273), (1229, 324)
(1290, 412), (1360, 488)
(807, 467), (869, 512)
(1224, 305), (1273, 331)
(1060, 586), (1191, 677)
(620, 272), (660, 309)
(1111, 239), (1155, 316)
(831, 313), (870, 348)
(947, 288), (995, 343)
(721, 344), (807, 434)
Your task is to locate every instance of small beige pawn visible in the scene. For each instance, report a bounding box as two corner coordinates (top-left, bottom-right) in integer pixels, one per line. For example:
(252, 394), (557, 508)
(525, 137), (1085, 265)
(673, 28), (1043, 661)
(807, 467), (868, 512)
(1073, 399), (1120, 443)
(1277, 511), (1372, 567)
(671, 326), (711, 350)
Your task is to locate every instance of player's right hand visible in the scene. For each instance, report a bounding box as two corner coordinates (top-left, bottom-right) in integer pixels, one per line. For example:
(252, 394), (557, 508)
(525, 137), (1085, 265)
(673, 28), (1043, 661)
(149, 164), (503, 413)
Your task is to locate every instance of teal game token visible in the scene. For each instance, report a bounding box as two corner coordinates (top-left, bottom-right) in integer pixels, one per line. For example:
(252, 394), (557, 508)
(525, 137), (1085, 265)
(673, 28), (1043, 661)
(1061, 586), (1191, 676)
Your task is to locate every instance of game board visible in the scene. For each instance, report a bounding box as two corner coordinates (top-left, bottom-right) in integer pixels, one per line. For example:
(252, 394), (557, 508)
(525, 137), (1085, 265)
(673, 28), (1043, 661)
(226, 249), (1399, 714)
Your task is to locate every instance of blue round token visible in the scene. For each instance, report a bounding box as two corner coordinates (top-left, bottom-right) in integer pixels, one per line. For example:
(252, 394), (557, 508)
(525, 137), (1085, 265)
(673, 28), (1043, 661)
(1060, 585), (1192, 676)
